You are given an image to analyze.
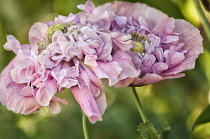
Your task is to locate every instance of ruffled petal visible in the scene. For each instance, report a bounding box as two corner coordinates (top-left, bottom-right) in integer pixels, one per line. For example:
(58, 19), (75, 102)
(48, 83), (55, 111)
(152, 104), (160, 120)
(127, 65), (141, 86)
(97, 1), (168, 28)
(0, 58), (42, 115)
(3, 35), (22, 54)
(36, 79), (58, 106)
(161, 19), (203, 75)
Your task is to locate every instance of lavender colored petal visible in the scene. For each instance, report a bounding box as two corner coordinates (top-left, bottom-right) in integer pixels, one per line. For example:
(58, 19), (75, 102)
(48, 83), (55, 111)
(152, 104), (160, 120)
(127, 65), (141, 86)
(97, 1), (168, 28)
(164, 50), (185, 68)
(113, 51), (140, 81)
(153, 62), (168, 74)
(130, 73), (185, 87)
(161, 19), (203, 75)
(153, 18), (175, 36)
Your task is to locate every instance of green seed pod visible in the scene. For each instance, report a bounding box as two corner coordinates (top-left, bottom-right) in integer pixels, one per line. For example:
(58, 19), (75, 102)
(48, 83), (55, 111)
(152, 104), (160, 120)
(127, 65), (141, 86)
(47, 23), (67, 35)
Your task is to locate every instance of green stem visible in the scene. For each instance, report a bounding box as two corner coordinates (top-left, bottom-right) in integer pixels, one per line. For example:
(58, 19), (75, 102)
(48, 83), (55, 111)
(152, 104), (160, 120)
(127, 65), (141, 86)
(193, 0), (210, 43)
(131, 87), (148, 123)
(82, 113), (90, 139)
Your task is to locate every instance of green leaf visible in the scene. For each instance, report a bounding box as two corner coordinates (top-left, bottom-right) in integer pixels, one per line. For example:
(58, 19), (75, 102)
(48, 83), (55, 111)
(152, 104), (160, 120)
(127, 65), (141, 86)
(137, 121), (160, 139)
(192, 105), (210, 130)
(192, 105), (210, 139)
(159, 123), (171, 139)
(192, 122), (210, 139)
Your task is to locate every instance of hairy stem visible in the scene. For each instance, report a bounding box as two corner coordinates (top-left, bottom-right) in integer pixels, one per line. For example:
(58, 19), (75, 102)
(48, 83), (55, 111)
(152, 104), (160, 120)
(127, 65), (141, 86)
(131, 87), (148, 123)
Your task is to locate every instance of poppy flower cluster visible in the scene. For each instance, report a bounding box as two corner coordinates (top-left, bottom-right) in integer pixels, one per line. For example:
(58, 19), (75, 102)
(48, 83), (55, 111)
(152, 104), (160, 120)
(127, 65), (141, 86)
(0, 1), (203, 123)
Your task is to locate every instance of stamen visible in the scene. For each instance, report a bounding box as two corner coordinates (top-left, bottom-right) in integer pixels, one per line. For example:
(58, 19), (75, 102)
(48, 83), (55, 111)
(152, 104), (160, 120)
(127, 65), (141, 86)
(37, 38), (49, 53)
(130, 42), (144, 53)
(130, 32), (151, 53)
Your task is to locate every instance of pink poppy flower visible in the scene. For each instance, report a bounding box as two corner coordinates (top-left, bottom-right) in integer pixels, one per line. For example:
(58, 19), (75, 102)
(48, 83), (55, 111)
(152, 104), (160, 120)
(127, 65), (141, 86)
(95, 1), (203, 86)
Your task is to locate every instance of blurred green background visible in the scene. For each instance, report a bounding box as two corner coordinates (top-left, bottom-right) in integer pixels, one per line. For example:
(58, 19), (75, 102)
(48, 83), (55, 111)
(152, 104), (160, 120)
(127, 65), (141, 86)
(0, 0), (209, 139)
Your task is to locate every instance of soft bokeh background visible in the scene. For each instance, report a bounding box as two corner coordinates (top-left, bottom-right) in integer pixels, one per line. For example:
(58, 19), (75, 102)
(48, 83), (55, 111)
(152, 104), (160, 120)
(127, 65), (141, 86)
(0, 0), (209, 138)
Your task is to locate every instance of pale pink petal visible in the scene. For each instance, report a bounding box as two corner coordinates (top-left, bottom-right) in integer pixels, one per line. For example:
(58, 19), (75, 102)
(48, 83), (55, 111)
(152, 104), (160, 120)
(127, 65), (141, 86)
(55, 13), (75, 24)
(0, 58), (42, 115)
(49, 96), (68, 114)
(77, 1), (95, 13)
(71, 86), (104, 124)
(113, 51), (140, 80)
(153, 18), (175, 36)
(78, 62), (103, 97)
(110, 32), (133, 51)
(3, 35), (22, 54)
(29, 22), (48, 45)
(91, 61), (122, 86)
(36, 79), (58, 106)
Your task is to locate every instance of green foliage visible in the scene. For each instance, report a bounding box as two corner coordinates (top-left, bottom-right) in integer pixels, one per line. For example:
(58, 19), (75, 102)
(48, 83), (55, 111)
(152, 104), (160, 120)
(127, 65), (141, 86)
(137, 121), (171, 139)
(138, 121), (160, 139)
(192, 105), (210, 139)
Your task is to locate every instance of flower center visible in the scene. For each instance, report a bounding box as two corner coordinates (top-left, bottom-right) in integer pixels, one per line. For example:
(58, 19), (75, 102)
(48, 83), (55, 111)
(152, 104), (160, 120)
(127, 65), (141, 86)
(130, 32), (150, 53)
(37, 38), (49, 53)
(37, 24), (68, 54)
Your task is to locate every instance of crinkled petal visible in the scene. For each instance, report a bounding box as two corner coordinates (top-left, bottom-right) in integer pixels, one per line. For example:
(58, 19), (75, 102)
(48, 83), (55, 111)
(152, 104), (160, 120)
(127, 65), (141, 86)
(3, 35), (22, 54)
(97, 1), (168, 28)
(36, 79), (58, 106)
(161, 19), (203, 75)
(0, 58), (42, 115)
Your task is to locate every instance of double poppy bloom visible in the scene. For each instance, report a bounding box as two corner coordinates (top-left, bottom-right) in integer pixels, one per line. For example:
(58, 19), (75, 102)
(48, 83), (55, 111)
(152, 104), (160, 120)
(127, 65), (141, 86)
(0, 1), (203, 123)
